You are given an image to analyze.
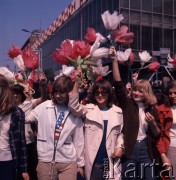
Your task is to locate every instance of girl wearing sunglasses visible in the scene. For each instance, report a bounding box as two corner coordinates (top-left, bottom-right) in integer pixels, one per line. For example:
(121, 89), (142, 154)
(69, 77), (124, 180)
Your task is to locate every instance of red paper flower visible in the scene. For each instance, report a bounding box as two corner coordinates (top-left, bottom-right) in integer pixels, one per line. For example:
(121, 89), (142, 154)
(84, 27), (97, 43)
(168, 60), (176, 64)
(28, 71), (38, 83)
(72, 40), (91, 59)
(22, 48), (39, 70)
(52, 39), (91, 65)
(8, 45), (23, 58)
(52, 40), (73, 65)
(168, 54), (176, 64)
(148, 61), (160, 71)
(95, 75), (103, 82)
(112, 25), (134, 44)
(129, 52), (135, 65)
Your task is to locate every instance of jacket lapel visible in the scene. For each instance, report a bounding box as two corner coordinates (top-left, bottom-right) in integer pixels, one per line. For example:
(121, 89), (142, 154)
(86, 104), (103, 126)
(106, 105), (123, 139)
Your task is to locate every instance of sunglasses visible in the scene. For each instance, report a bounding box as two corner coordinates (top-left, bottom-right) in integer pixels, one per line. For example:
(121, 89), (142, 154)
(94, 91), (108, 97)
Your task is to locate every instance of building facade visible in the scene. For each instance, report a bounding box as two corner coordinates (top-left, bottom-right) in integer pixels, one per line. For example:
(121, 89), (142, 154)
(28, 0), (176, 78)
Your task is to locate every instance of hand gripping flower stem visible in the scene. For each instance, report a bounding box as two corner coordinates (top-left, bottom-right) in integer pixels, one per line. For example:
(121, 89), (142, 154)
(13, 80), (35, 95)
(126, 59), (132, 83)
(68, 54), (96, 89)
(109, 46), (122, 81)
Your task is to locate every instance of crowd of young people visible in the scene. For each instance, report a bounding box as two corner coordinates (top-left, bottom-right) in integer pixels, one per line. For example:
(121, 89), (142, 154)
(0, 46), (176, 180)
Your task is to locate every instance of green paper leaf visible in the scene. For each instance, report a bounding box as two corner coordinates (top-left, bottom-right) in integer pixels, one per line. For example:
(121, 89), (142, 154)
(77, 59), (84, 65)
(86, 69), (96, 81)
(83, 60), (98, 66)
(84, 54), (91, 60)
(81, 64), (87, 69)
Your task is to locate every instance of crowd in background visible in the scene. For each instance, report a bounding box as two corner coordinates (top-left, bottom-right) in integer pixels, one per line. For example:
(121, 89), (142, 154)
(0, 47), (176, 180)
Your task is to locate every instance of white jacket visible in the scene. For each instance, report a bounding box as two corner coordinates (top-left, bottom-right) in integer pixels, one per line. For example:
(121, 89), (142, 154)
(26, 100), (85, 167)
(69, 94), (123, 180)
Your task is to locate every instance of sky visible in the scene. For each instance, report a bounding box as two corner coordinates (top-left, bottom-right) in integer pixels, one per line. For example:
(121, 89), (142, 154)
(0, 0), (73, 70)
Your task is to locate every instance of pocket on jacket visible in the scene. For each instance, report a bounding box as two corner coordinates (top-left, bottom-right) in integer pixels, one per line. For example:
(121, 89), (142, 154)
(37, 139), (47, 154)
(84, 124), (97, 131)
(113, 126), (120, 135)
(113, 130), (120, 135)
(113, 126), (121, 135)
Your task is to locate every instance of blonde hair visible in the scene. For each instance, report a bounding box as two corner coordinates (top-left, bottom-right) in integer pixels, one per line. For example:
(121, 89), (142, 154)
(133, 79), (157, 105)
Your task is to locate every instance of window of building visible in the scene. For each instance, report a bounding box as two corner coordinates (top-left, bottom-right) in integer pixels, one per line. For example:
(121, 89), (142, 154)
(152, 14), (162, 28)
(83, 6), (89, 32)
(153, 0), (162, 13)
(102, 0), (108, 12)
(130, 0), (140, 10)
(163, 15), (173, 29)
(88, 2), (93, 26)
(120, 9), (129, 23)
(174, 17), (176, 31)
(113, 0), (119, 11)
(141, 12), (152, 25)
(130, 24), (140, 50)
(153, 27), (162, 51)
(164, 0), (173, 15)
(106, 0), (114, 12)
(92, 0), (98, 28)
(142, 0), (152, 12)
(94, 0), (103, 32)
(174, 0), (176, 15)
(164, 28), (173, 51)
(130, 10), (141, 25)
(120, 0), (129, 9)
(142, 26), (152, 51)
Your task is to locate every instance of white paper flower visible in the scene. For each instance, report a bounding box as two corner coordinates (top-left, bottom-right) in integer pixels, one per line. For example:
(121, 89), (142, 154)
(62, 65), (75, 76)
(0, 67), (15, 82)
(93, 59), (111, 76)
(90, 41), (100, 55)
(91, 47), (109, 61)
(14, 54), (26, 72)
(117, 48), (132, 61)
(54, 65), (75, 80)
(167, 54), (173, 62)
(95, 33), (107, 43)
(167, 54), (176, 69)
(101, 10), (124, 30)
(139, 51), (151, 63)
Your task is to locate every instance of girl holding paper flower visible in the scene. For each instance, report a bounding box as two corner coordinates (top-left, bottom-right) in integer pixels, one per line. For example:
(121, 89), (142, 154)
(110, 46), (161, 179)
(69, 74), (124, 180)
(25, 76), (85, 180)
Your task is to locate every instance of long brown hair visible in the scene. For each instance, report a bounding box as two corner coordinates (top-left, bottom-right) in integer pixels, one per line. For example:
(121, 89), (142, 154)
(0, 74), (16, 115)
(164, 80), (176, 107)
(133, 79), (157, 105)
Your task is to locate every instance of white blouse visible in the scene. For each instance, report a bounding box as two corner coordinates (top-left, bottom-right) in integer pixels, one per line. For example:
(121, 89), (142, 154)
(0, 113), (12, 161)
(137, 102), (148, 141)
(170, 106), (176, 147)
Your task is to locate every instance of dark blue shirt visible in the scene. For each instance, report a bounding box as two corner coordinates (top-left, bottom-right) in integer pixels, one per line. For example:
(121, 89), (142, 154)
(94, 108), (109, 164)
